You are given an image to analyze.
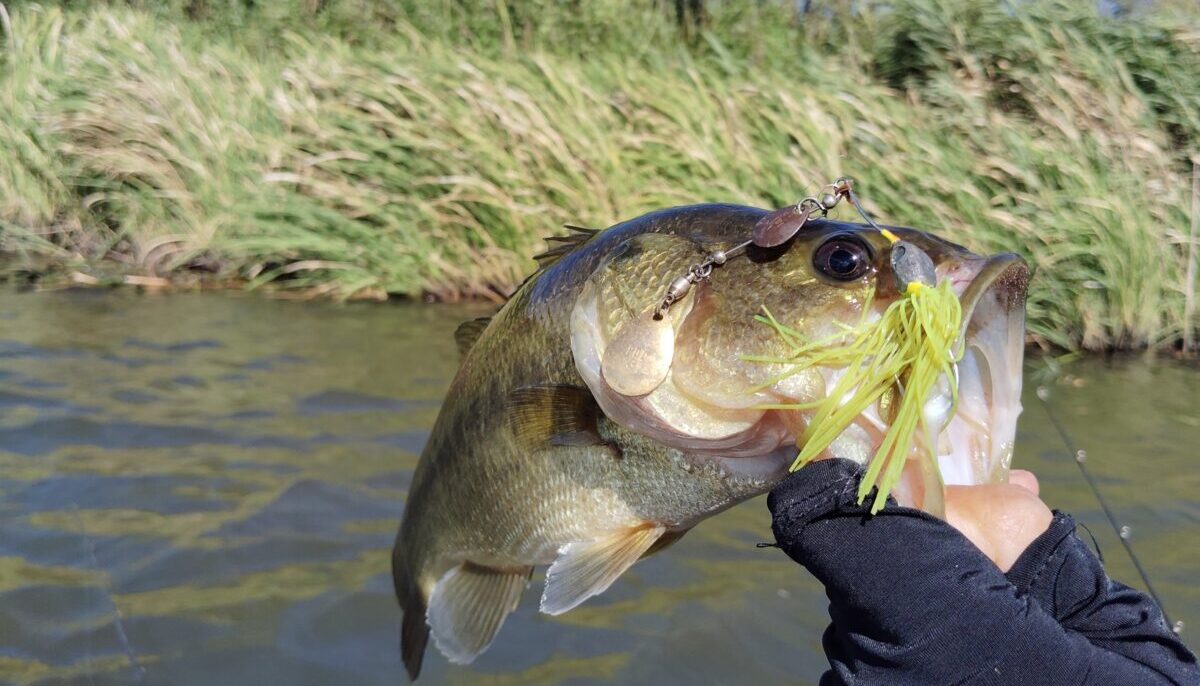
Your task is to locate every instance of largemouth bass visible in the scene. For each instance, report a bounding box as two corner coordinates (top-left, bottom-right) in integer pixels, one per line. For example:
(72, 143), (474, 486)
(392, 203), (1028, 678)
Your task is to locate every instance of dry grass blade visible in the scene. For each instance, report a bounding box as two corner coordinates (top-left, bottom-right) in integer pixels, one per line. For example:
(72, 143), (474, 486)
(0, 1), (1197, 350)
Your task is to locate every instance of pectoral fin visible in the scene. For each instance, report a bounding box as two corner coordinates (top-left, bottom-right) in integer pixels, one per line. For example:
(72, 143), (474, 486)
(540, 523), (666, 616)
(507, 385), (607, 449)
(427, 562), (532, 665)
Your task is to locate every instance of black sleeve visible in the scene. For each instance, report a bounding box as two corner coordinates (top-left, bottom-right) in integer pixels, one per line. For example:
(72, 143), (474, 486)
(767, 458), (1198, 686)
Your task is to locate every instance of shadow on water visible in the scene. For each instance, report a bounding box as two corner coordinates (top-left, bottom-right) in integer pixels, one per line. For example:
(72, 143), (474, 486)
(0, 291), (1195, 685)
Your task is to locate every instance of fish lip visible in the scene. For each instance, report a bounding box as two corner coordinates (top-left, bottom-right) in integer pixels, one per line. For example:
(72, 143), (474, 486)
(939, 252), (1030, 487)
(957, 253), (1030, 330)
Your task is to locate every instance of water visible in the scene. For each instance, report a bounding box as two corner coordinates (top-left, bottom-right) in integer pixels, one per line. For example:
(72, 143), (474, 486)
(0, 291), (1195, 685)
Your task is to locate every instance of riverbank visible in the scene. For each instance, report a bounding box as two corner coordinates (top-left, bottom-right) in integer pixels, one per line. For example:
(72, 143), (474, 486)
(1, 1), (1198, 350)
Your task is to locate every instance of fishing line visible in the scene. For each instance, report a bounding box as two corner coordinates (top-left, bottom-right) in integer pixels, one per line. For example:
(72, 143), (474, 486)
(1034, 386), (1183, 635)
(72, 504), (147, 682)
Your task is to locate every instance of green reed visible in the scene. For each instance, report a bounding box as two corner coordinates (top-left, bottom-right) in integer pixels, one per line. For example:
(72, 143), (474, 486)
(1, 1), (1197, 350)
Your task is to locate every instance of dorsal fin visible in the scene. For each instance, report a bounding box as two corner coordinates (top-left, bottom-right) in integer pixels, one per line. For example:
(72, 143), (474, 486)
(533, 224), (599, 271)
(454, 316), (492, 357)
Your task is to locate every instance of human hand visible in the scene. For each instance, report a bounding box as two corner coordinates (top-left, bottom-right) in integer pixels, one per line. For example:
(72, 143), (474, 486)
(944, 470), (1053, 572)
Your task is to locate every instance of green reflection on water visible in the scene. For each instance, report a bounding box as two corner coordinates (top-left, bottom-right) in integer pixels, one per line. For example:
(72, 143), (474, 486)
(0, 291), (1195, 685)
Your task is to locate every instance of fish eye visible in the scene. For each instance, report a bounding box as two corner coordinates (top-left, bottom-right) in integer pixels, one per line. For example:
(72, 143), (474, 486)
(813, 235), (872, 282)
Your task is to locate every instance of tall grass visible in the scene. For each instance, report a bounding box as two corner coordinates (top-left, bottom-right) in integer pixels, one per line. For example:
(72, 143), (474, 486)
(0, 1), (1197, 350)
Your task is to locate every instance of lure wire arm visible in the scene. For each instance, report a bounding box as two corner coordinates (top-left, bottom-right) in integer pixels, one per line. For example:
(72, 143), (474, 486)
(837, 177), (887, 233)
(655, 177), (857, 318)
(654, 177), (910, 316)
(653, 239), (751, 319)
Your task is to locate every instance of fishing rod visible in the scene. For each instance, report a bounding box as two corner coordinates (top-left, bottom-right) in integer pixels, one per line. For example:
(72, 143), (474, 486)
(1035, 385), (1183, 635)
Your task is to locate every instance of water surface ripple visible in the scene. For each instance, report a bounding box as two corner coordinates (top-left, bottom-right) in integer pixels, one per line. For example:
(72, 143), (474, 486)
(0, 291), (1194, 684)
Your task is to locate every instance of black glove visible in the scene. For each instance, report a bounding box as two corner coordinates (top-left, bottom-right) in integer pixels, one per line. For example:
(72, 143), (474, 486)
(767, 458), (1198, 686)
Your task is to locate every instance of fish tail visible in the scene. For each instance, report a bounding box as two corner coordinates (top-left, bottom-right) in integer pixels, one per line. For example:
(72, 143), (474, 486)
(400, 590), (430, 681)
(393, 545), (429, 680)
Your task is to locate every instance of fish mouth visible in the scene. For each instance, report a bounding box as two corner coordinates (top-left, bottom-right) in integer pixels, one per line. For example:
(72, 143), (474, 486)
(712, 253), (1031, 497)
(936, 253), (1029, 488)
(569, 246), (1029, 498)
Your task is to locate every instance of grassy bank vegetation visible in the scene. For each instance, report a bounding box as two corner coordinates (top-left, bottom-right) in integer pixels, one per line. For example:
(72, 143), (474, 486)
(1, 1), (1198, 350)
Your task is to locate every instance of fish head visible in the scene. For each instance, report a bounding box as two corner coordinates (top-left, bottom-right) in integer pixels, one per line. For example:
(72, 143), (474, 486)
(571, 214), (1029, 508)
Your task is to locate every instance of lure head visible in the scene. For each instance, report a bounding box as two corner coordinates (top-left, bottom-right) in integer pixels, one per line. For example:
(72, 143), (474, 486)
(889, 239), (938, 293)
(570, 209), (1028, 511)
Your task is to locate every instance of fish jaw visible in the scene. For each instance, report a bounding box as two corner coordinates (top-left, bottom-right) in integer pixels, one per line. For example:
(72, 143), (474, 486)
(700, 442), (796, 490)
(937, 253), (1029, 487)
(779, 252), (1030, 509)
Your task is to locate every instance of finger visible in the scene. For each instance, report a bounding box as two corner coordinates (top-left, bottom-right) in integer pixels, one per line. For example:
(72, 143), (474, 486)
(1009, 469), (1039, 496)
(944, 482), (1053, 572)
(943, 485), (991, 558)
